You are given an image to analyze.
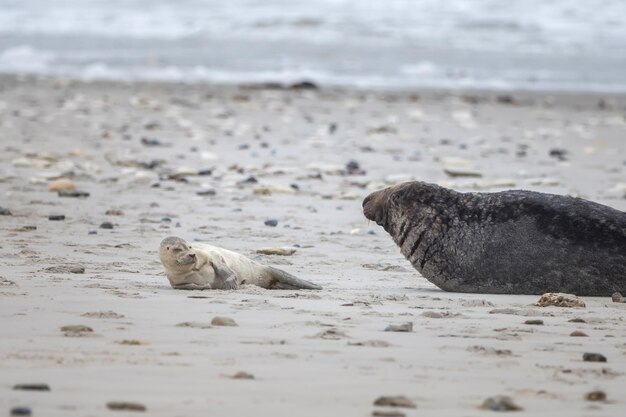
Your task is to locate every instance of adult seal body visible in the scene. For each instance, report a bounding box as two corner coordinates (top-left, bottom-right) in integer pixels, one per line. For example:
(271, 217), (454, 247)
(363, 182), (626, 296)
(159, 236), (321, 290)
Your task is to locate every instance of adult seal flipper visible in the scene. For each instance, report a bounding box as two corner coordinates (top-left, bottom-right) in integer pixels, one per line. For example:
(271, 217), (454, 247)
(363, 181), (626, 296)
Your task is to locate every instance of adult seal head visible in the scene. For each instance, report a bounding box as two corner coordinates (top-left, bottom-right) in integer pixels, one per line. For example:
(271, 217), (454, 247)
(363, 181), (626, 296)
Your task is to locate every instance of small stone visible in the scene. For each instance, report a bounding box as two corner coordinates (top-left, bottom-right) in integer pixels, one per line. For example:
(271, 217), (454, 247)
(535, 293), (585, 308)
(141, 137), (163, 146)
(480, 396), (522, 411)
(524, 319), (544, 325)
(570, 330), (588, 337)
(384, 323), (413, 332)
(58, 190), (90, 198)
(106, 402), (146, 412)
(582, 352), (607, 362)
(568, 318), (586, 323)
(211, 316), (238, 327)
(0, 207), (12, 215)
(372, 411), (405, 417)
(611, 292), (624, 303)
(196, 189), (216, 196)
(373, 396), (416, 409)
(88, 230), (97, 235)
(231, 371), (255, 380)
(10, 406), (32, 416)
(197, 169), (213, 176)
(13, 384), (50, 391)
(256, 247), (296, 256)
(45, 265), (85, 274)
(61, 325), (93, 335)
(106, 209), (124, 216)
(48, 214), (65, 221)
(100, 221), (114, 229)
(48, 178), (75, 192)
(264, 218), (278, 227)
(549, 148), (568, 161)
(585, 390), (606, 401)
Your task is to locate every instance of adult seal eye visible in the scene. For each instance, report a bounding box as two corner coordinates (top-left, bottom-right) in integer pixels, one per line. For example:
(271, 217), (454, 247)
(362, 181), (626, 296)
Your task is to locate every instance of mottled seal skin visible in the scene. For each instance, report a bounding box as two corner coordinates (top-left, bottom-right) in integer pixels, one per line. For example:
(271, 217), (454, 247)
(363, 182), (626, 296)
(159, 236), (321, 290)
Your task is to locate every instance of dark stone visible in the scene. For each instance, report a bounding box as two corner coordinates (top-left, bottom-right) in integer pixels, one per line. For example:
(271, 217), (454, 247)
(10, 407), (32, 416)
(289, 81), (318, 90)
(58, 190), (90, 198)
(196, 189), (216, 196)
(197, 169), (213, 176)
(88, 230), (97, 235)
(13, 384), (50, 391)
(141, 137), (163, 146)
(524, 319), (544, 325)
(99, 221), (114, 229)
(48, 214), (65, 221)
(582, 352), (607, 362)
(264, 219), (278, 227)
(0, 207), (12, 215)
(106, 402), (146, 412)
(549, 148), (568, 161)
(363, 181), (626, 296)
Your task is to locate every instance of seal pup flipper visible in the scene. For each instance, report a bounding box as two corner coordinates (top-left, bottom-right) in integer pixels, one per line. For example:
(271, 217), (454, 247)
(209, 253), (239, 290)
(267, 267), (322, 290)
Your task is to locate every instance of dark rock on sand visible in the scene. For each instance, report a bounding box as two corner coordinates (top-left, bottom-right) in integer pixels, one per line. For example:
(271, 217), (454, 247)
(0, 207), (12, 215)
(100, 221), (114, 229)
(48, 214), (65, 221)
(13, 384), (50, 391)
(106, 402), (146, 411)
(384, 323), (413, 332)
(373, 396), (416, 409)
(582, 353), (607, 362)
(10, 406), (32, 416)
(264, 218), (278, 227)
(480, 396), (522, 411)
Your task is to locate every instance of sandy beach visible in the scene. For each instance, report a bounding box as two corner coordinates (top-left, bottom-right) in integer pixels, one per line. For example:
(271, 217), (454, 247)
(1, 75), (625, 416)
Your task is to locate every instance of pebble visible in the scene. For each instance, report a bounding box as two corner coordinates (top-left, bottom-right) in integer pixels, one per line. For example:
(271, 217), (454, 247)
(211, 316), (238, 327)
(45, 265), (85, 274)
(524, 319), (544, 325)
(48, 214), (65, 221)
(568, 318), (586, 323)
(106, 209), (124, 216)
(611, 292), (624, 303)
(88, 230), (97, 235)
(58, 190), (90, 198)
(256, 247), (296, 256)
(585, 390), (606, 401)
(549, 148), (568, 161)
(372, 411), (405, 417)
(480, 396), (522, 411)
(196, 189), (216, 196)
(231, 371), (255, 380)
(100, 221), (114, 229)
(106, 402), (146, 412)
(384, 323), (413, 332)
(0, 207), (12, 215)
(48, 178), (75, 192)
(61, 325), (93, 335)
(373, 396), (416, 409)
(264, 219), (278, 227)
(13, 384), (50, 391)
(10, 407), (32, 416)
(570, 330), (588, 337)
(535, 293), (585, 308)
(582, 352), (607, 363)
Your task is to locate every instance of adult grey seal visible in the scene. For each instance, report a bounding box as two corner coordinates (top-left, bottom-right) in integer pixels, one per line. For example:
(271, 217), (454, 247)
(159, 236), (321, 290)
(363, 181), (626, 296)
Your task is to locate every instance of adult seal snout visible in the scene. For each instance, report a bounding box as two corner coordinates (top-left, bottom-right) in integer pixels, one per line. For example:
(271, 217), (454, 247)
(363, 181), (626, 296)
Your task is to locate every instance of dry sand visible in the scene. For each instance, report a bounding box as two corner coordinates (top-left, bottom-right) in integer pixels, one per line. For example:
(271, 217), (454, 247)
(0, 75), (625, 416)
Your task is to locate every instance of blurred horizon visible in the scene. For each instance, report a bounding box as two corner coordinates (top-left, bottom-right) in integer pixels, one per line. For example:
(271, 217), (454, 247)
(1, 0), (626, 92)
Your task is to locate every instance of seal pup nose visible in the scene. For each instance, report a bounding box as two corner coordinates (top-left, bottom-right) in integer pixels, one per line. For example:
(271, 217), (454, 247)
(188, 253), (196, 259)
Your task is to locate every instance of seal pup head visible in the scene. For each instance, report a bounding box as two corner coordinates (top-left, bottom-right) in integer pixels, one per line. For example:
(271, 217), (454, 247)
(159, 236), (197, 269)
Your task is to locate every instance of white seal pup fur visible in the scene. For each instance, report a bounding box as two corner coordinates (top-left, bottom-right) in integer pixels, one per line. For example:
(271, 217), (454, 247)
(159, 236), (322, 290)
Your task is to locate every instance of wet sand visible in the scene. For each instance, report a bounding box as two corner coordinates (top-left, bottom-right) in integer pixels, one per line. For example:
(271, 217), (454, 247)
(0, 75), (625, 416)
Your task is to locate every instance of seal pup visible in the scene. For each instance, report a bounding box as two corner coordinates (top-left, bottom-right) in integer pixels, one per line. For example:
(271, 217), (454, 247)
(159, 236), (322, 290)
(363, 181), (626, 296)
